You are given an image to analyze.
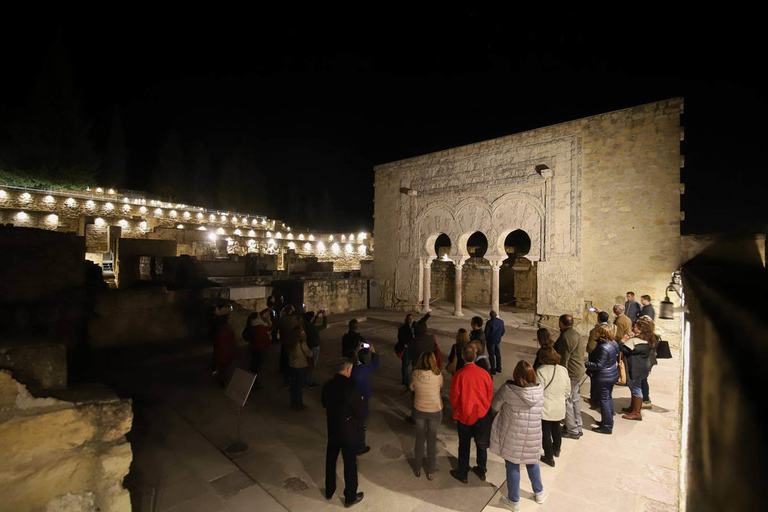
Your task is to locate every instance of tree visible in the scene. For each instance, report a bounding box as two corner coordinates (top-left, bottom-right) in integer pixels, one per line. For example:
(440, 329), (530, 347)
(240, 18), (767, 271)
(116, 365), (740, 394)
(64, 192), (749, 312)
(100, 107), (127, 189)
(0, 33), (98, 188)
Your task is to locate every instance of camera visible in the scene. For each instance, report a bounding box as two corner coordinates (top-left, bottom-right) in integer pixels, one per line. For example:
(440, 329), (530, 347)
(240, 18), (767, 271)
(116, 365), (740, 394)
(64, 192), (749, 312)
(588, 307), (597, 312)
(361, 342), (370, 349)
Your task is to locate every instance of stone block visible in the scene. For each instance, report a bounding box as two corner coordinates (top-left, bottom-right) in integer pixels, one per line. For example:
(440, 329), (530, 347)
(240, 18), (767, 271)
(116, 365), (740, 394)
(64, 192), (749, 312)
(0, 342), (67, 390)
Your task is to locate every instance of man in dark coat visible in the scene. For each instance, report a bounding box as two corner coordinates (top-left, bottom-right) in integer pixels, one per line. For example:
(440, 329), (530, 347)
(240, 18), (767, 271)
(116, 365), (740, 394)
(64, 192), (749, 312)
(624, 292), (642, 324)
(483, 310), (505, 375)
(640, 295), (655, 320)
(342, 319), (367, 359)
(395, 312), (430, 388)
(322, 358), (365, 507)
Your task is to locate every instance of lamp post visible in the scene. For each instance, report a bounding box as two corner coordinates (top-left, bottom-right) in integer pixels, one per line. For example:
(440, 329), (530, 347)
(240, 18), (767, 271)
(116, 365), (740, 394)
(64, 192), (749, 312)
(660, 275), (684, 319)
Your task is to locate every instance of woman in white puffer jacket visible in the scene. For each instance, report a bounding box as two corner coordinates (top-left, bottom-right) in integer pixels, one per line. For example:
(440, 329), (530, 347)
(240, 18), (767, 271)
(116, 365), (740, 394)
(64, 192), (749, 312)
(490, 360), (547, 511)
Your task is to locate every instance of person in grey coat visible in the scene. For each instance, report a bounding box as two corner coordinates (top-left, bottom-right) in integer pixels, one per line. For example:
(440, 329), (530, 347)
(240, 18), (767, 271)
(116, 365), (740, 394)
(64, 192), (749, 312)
(490, 361), (548, 510)
(625, 291), (642, 324)
(553, 314), (586, 439)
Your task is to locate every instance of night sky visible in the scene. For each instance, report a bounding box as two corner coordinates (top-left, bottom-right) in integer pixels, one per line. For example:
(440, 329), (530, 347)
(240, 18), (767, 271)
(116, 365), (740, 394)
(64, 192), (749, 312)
(1, 8), (764, 234)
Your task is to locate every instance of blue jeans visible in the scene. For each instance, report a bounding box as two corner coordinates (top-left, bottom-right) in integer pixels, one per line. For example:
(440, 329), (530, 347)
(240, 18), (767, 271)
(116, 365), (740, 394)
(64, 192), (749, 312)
(594, 380), (615, 431)
(628, 376), (643, 398)
(641, 377), (650, 402)
(486, 340), (501, 371)
(401, 350), (411, 386)
(505, 460), (543, 503)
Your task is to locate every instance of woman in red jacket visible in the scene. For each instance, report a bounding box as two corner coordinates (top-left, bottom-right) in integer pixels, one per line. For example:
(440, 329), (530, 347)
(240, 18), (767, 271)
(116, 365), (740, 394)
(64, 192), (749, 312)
(243, 309), (272, 389)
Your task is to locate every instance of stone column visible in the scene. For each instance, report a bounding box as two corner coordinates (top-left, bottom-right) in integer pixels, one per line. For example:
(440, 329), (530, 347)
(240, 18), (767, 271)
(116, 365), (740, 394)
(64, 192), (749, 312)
(453, 261), (464, 317)
(490, 260), (502, 313)
(422, 259), (432, 314)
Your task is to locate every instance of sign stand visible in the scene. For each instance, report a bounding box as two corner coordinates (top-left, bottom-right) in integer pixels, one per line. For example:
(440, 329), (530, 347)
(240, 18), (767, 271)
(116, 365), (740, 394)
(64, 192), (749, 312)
(224, 368), (257, 454)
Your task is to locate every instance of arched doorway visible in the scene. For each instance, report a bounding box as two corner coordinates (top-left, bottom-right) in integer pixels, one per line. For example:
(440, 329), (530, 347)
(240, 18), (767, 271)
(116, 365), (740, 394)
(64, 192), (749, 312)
(500, 230), (536, 310)
(430, 233), (455, 303)
(466, 231), (488, 258)
(435, 233), (451, 260)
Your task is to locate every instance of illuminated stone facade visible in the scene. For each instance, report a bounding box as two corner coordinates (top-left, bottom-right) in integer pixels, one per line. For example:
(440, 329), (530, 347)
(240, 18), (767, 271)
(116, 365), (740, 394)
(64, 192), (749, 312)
(374, 99), (684, 323)
(0, 187), (372, 271)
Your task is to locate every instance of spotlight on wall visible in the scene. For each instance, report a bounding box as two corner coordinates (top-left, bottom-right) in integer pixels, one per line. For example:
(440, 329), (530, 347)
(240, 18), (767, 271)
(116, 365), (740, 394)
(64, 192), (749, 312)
(44, 195), (55, 204)
(66, 198), (76, 207)
(140, 221), (148, 230)
(248, 230), (255, 237)
(95, 217), (105, 227)
(177, 224), (184, 229)
(217, 228), (226, 235)
(0, 189), (7, 198)
(96, 187), (103, 194)
(140, 206), (147, 214)
(345, 243), (353, 253)
(198, 226), (206, 231)
(16, 211), (28, 221)
(119, 219), (128, 228)
(20, 192), (31, 202)
(170, 210), (177, 218)
(155, 208), (163, 216)
(105, 202), (114, 211)
(197, 213), (203, 219)
(123, 204), (131, 212)
(208, 233), (217, 242)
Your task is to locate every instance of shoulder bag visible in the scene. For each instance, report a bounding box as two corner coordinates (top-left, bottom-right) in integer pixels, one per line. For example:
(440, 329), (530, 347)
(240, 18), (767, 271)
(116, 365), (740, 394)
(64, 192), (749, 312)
(656, 338), (673, 359)
(616, 352), (627, 386)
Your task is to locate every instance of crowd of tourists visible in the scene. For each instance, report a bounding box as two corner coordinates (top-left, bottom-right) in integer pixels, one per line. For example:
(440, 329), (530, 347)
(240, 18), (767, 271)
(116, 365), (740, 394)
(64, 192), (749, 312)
(209, 291), (665, 509)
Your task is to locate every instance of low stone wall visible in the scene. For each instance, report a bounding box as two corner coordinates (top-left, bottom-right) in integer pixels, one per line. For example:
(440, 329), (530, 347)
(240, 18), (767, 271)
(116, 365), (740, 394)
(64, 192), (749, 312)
(303, 278), (368, 314)
(88, 288), (203, 348)
(0, 370), (133, 512)
(0, 342), (67, 390)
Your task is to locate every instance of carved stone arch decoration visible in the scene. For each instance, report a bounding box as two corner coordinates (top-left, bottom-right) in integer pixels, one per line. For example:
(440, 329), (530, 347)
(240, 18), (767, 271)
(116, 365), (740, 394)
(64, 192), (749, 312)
(490, 192), (545, 262)
(416, 201), (460, 259)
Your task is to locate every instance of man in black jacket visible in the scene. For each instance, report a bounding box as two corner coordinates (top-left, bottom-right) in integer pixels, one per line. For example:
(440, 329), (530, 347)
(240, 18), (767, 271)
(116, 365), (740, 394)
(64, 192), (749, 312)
(639, 295), (655, 320)
(624, 292), (642, 324)
(396, 312), (430, 388)
(342, 319), (367, 360)
(322, 358), (365, 507)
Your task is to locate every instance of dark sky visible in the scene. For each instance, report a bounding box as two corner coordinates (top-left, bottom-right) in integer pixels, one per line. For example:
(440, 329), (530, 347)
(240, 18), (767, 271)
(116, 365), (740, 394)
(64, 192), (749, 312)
(1, 7), (765, 234)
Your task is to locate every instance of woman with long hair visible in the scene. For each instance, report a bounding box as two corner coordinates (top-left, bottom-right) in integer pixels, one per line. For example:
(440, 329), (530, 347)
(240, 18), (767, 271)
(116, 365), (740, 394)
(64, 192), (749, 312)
(447, 328), (471, 374)
(535, 347), (570, 466)
(490, 361), (547, 509)
(532, 328), (554, 369)
(410, 351), (443, 480)
(585, 325), (620, 434)
(619, 315), (657, 421)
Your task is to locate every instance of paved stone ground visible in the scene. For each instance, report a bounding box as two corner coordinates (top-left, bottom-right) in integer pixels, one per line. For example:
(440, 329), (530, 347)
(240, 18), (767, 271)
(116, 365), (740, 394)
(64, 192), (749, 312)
(102, 309), (681, 512)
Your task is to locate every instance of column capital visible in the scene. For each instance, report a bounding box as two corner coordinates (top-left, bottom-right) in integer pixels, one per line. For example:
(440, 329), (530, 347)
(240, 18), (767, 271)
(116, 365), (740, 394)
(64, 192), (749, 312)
(486, 258), (504, 270)
(450, 256), (469, 269)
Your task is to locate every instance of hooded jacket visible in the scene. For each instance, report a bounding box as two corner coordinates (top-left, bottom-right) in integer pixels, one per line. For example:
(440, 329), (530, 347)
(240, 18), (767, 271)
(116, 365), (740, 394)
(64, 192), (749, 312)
(489, 382), (544, 465)
(535, 364), (571, 421)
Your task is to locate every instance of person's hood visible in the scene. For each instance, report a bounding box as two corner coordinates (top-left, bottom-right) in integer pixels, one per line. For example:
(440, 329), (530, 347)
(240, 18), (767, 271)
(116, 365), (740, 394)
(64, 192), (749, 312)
(413, 369), (440, 383)
(507, 382), (542, 407)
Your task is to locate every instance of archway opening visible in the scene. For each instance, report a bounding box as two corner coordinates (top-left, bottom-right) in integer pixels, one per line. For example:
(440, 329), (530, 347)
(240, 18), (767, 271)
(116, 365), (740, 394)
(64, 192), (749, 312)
(500, 230), (536, 311)
(435, 233), (451, 261)
(466, 231), (488, 258)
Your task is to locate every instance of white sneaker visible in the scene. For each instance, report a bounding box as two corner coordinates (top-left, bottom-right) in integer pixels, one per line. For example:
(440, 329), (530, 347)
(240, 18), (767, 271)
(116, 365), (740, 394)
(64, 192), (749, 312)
(534, 489), (549, 504)
(500, 495), (520, 511)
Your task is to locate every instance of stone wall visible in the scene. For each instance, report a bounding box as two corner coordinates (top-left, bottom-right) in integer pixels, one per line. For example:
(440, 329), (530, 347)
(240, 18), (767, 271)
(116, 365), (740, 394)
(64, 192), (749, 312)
(0, 370), (132, 512)
(303, 278), (368, 314)
(430, 258), (491, 304)
(374, 99), (683, 318)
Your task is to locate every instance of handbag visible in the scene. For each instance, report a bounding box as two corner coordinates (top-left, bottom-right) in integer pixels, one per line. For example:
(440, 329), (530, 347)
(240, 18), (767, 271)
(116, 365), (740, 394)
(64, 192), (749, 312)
(616, 352), (627, 386)
(656, 338), (673, 359)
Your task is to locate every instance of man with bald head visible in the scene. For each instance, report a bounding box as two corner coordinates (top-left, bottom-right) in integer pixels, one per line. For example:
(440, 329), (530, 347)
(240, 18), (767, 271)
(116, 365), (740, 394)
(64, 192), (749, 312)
(554, 314), (586, 439)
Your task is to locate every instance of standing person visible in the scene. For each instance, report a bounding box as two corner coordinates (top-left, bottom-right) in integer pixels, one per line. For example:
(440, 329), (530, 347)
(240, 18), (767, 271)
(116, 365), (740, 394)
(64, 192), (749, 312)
(586, 311), (615, 407)
(322, 359), (365, 507)
(396, 312), (430, 388)
(553, 314), (586, 439)
(641, 314), (659, 409)
(619, 316), (656, 421)
(279, 305), (299, 388)
(408, 321), (443, 371)
(213, 303), (237, 388)
(288, 324), (312, 410)
(469, 317), (491, 374)
(585, 325), (620, 434)
(303, 310), (328, 388)
(640, 295), (656, 320)
(484, 310), (505, 375)
(490, 361), (547, 510)
(613, 304), (632, 343)
(243, 309), (272, 389)
(449, 345), (494, 484)
(410, 352), (443, 480)
(532, 328), (555, 370)
(624, 291), (642, 325)
(342, 319), (366, 359)
(447, 328), (471, 374)
(267, 294), (280, 344)
(535, 347), (570, 466)
(350, 344), (379, 455)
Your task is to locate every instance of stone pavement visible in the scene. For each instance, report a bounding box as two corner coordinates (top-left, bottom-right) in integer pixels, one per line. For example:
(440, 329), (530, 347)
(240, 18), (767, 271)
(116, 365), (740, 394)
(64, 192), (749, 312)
(106, 312), (681, 512)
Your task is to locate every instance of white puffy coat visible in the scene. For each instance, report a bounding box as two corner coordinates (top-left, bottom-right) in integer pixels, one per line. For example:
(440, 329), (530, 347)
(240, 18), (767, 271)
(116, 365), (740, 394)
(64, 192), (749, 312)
(489, 382), (544, 465)
(535, 364), (571, 421)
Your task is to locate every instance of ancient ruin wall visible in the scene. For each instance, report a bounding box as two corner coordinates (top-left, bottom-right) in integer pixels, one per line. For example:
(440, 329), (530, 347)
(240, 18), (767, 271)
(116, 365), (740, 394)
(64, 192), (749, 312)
(374, 99), (683, 317)
(0, 371), (132, 512)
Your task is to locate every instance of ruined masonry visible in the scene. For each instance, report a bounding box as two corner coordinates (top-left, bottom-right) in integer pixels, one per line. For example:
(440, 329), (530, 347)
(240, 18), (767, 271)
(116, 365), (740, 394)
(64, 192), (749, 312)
(373, 99), (684, 324)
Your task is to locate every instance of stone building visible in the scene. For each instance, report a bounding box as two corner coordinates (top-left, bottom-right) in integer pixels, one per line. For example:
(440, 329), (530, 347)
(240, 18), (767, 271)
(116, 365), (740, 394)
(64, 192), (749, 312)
(373, 99), (684, 325)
